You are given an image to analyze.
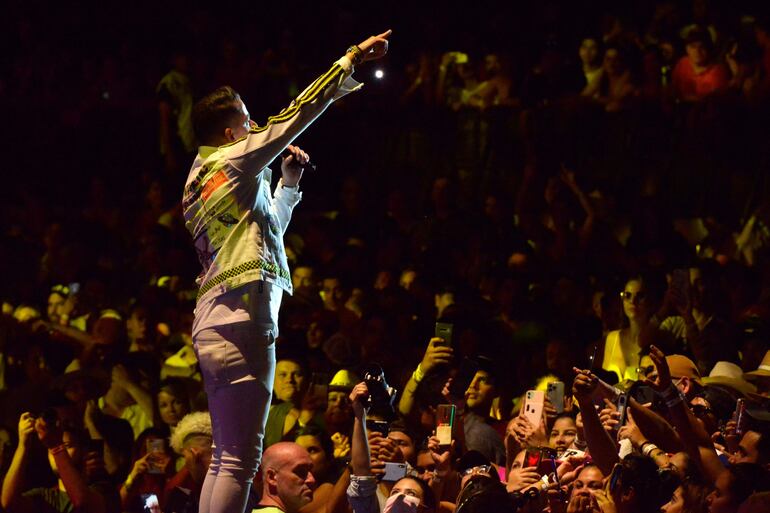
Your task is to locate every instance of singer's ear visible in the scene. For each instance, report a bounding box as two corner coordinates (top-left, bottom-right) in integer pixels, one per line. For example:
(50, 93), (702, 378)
(224, 127), (235, 143)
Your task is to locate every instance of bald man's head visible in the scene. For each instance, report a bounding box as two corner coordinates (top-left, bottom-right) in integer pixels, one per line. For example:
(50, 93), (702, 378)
(260, 442), (316, 513)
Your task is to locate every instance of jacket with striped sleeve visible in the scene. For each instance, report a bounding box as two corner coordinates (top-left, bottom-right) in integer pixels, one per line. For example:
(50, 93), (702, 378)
(183, 56), (361, 302)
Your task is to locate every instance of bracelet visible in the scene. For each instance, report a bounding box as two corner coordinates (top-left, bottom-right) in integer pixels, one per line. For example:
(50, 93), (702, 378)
(346, 45), (364, 66)
(639, 441), (654, 454)
(642, 443), (660, 458)
(661, 384), (679, 399)
(49, 444), (67, 456)
(412, 363), (426, 383)
(282, 183), (298, 189)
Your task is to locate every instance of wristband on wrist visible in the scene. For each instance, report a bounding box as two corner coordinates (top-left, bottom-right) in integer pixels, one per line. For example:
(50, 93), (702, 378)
(639, 441), (654, 453)
(642, 442), (660, 458)
(661, 384), (678, 399)
(412, 363), (426, 383)
(282, 182), (298, 189)
(346, 45), (364, 66)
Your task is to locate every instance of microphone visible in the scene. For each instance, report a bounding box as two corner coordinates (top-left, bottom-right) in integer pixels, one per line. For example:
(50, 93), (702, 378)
(280, 149), (317, 171)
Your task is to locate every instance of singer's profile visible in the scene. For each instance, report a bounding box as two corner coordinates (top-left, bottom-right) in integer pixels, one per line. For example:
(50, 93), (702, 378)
(182, 30), (392, 513)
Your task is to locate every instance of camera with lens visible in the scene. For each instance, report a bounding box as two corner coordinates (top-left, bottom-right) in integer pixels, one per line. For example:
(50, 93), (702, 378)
(363, 364), (396, 413)
(509, 487), (543, 509)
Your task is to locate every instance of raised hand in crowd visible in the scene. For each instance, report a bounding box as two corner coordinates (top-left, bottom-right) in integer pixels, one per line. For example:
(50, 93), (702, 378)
(17, 412), (36, 451)
(509, 412), (548, 451)
(598, 399), (620, 434)
(331, 432), (351, 459)
(398, 337), (453, 418)
(506, 456), (540, 493)
(572, 368), (600, 402)
(616, 409), (645, 448)
(421, 337), (454, 375)
(368, 431), (403, 463)
(572, 368), (618, 475)
(426, 435), (454, 479)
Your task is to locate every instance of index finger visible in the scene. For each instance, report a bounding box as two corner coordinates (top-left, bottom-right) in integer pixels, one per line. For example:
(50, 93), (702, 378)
(376, 29), (393, 39)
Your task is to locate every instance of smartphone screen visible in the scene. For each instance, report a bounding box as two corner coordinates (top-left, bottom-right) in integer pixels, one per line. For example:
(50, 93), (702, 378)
(146, 438), (165, 474)
(524, 447), (541, 468)
(142, 493), (160, 513)
(436, 404), (455, 447)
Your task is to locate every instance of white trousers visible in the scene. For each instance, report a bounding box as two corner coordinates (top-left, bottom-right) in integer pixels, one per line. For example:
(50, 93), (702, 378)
(193, 281), (283, 513)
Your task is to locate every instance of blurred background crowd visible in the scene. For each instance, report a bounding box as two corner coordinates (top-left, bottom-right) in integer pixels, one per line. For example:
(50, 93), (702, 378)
(1, 0), (770, 512)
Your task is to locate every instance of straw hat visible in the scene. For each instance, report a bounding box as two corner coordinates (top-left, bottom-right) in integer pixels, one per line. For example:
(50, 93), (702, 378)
(666, 355), (703, 386)
(702, 361), (757, 396)
(744, 350), (770, 381)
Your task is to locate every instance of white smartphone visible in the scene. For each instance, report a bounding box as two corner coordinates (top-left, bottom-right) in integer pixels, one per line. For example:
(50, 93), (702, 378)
(523, 390), (545, 427)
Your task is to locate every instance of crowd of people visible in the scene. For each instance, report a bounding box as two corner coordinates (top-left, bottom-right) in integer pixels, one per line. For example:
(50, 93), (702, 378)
(2, 1), (770, 512)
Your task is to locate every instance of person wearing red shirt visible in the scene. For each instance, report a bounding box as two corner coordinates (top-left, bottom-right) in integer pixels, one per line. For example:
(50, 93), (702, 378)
(672, 27), (729, 101)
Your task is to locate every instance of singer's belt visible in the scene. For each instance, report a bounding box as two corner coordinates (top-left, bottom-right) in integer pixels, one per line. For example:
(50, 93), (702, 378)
(197, 259), (290, 300)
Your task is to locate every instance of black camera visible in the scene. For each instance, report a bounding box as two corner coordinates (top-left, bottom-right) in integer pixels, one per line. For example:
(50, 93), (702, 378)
(509, 487), (544, 508)
(363, 365), (396, 413)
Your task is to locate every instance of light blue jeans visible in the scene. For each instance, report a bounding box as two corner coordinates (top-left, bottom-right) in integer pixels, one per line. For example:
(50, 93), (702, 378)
(193, 281), (282, 513)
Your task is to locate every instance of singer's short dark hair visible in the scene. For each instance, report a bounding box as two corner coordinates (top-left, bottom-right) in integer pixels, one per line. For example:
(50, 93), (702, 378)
(192, 86), (242, 146)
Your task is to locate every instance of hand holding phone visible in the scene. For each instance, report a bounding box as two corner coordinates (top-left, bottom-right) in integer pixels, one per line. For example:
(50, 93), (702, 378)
(146, 438), (166, 475)
(420, 336), (454, 375)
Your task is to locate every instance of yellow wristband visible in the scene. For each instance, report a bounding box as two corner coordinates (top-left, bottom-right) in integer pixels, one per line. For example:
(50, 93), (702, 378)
(413, 364), (425, 383)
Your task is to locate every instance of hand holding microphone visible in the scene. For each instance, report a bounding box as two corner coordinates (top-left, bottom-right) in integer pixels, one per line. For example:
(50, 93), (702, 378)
(280, 145), (314, 187)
